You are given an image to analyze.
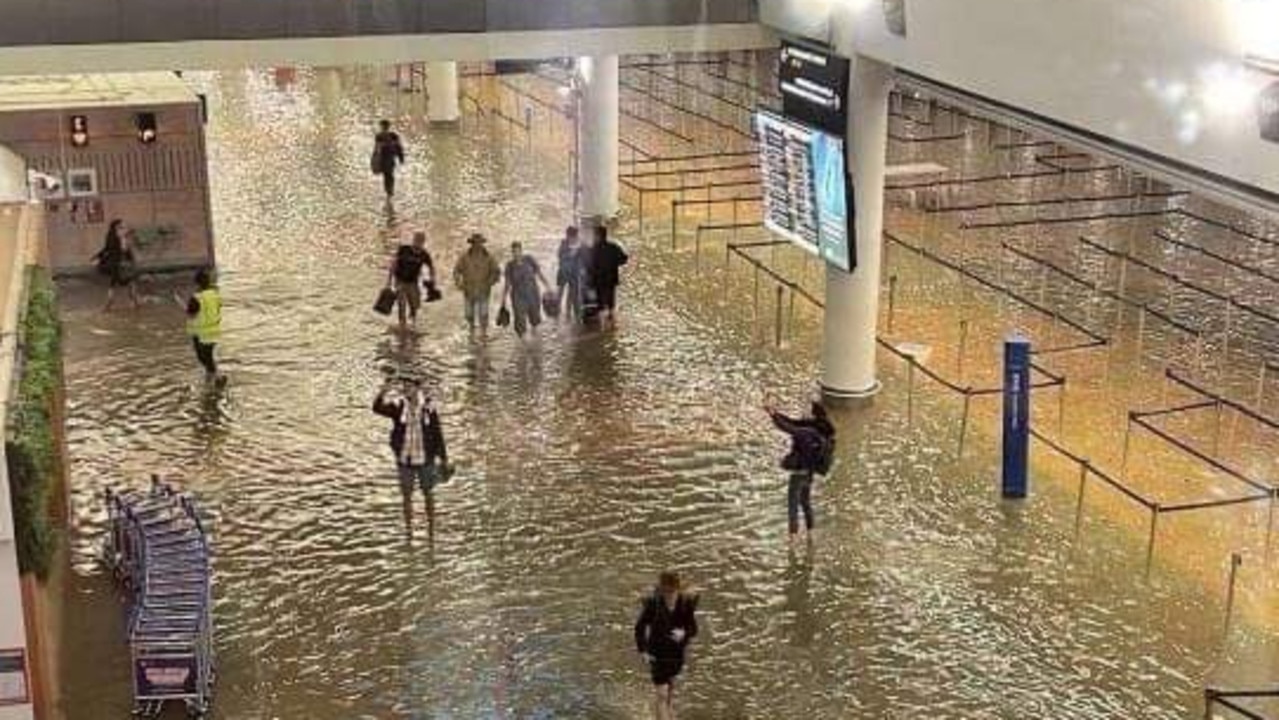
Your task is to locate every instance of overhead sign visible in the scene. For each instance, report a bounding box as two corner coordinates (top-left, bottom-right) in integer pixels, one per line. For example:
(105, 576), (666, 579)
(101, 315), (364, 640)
(779, 39), (850, 136)
(1260, 81), (1279, 143)
(756, 110), (854, 272)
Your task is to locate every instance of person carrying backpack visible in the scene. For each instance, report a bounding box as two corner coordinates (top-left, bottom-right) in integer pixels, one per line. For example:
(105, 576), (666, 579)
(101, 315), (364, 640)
(765, 401), (835, 540)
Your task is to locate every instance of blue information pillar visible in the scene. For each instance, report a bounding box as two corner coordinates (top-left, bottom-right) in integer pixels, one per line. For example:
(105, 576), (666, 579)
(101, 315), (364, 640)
(1002, 335), (1032, 498)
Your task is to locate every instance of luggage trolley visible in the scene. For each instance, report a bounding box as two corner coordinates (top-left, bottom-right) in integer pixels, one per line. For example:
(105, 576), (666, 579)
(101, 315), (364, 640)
(103, 476), (216, 718)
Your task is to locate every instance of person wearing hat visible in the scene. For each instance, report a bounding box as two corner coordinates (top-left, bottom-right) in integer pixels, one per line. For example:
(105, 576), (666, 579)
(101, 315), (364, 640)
(452, 233), (502, 332)
(372, 377), (450, 532)
(634, 571), (699, 720)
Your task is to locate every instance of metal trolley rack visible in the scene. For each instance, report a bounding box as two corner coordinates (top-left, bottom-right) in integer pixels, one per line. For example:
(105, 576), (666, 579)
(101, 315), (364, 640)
(103, 476), (214, 718)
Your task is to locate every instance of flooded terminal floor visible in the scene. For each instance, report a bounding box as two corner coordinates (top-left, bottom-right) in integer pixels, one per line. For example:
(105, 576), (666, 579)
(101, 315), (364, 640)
(53, 59), (1279, 718)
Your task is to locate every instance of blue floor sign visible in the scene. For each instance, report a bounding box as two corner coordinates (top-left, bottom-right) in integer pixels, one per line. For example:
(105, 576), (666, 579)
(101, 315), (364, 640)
(1002, 335), (1031, 498)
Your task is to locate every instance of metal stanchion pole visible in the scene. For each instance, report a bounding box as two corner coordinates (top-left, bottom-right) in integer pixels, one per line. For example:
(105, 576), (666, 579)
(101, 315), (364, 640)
(1223, 552), (1242, 634)
(888, 274), (899, 333)
(753, 263), (761, 320)
(774, 283), (784, 347)
(1058, 383), (1066, 434)
(907, 359), (917, 428)
(957, 392), (972, 457)
(1122, 415), (1134, 478)
(1257, 363), (1269, 409)
(1266, 492), (1277, 557)
(1145, 505), (1160, 575)
(1213, 401), (1225, 457)
(787, 287), (797, 340)
(694, 227), (702, 270)
(1222, 300), (1234, 370)
(957, 319), (969, 378)
(1136, 305), (1148, 359)
(1074, 462), (1089, 539)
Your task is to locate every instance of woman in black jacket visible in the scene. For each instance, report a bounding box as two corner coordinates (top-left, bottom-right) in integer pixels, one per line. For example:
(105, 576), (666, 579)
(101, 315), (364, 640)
(93, 219), (139, 311)
(634, 571), (699, 720)
(372, 379), (449, 531)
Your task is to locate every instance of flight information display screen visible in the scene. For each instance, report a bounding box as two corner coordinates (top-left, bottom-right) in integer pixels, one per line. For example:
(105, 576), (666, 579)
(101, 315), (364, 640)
(756, 110), (853, 272)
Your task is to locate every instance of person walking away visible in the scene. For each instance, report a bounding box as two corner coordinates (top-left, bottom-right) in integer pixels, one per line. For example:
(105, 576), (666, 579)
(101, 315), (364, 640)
(766, 401), (836, 541)
(634, 571), (699, 720)
(93, 219), (139, 311)
(387, 231), (436, 331)
(555, 226), (583, 321)
(372, 378), (449, 533)
(372, 119), (405, 200)
(500, 242), (550, 338)
(176, 269), (224, 385)
(588, 225), (629, 326)
(453, 233), (501, 332)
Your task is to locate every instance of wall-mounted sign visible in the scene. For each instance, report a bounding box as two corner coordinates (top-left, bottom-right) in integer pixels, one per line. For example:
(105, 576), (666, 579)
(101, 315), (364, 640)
(778, 39), (850, 136)
(67, 168), (98, 197)
(756, 110), (854, 272)
(0, 648), (30, 705)
(1260, 81), (1279, 143)
(69, 114), (89, 147)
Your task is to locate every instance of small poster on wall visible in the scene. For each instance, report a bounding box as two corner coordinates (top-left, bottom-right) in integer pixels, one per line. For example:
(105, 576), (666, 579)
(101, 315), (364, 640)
(0, 648), (29, 705)
(67, 168), (99, 197)
(30, 169), (65, 201)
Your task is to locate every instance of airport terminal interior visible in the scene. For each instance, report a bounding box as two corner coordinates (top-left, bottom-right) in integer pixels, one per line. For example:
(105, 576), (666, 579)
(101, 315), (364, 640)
(1, 2), (1278, 719)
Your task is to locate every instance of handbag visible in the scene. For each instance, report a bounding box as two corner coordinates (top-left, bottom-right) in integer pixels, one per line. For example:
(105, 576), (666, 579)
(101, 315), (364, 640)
(424, 281), (443, 303)
(370, 148), (382, 175)
(496, 305), (511, 327)
(374, 286), (397, 315)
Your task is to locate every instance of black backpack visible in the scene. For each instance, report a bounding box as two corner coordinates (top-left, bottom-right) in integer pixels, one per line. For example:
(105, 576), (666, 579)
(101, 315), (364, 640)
(784, 427), (835, 476)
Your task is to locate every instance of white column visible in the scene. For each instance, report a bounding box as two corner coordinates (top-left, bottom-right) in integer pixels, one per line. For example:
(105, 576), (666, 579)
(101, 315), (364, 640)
(820, 55), (893, 400)
(426, 61), (460, 123)
(579, 55), (619, 219)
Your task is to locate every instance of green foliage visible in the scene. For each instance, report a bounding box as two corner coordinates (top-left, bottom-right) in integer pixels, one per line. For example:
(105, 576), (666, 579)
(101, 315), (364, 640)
(131, 224), (182, 252)
(7, 268), (62, 580)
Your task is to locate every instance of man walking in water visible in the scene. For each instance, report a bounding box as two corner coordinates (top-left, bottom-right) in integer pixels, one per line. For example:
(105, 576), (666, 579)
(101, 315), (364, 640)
(387, 231), (436, 331)
(587, 225), (629, 326)
(555, 226), (583, 321)
(500, 241), (551, 338)
(766, 401), (835, 541)
(372, 119), (405, 201)
(634, 571), (699, 720)
(373, 378), (449, 534)
(176, 268), (224, 385)
(452, 233), (501, 332)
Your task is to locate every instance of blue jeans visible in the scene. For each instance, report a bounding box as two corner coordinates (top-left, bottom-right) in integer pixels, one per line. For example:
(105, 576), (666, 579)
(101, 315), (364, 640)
(788, 473), (814, 535)
(557, 277), (581, 320)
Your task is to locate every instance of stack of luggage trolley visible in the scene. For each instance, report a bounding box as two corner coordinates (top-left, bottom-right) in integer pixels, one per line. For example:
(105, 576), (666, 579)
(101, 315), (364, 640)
(103, 475), (214, 719)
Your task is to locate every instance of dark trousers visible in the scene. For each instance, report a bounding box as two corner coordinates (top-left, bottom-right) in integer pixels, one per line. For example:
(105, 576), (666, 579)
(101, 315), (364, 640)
(382, 169), (396, 197)
(787, 473), (814, 534)
(192, 338), (217, 375)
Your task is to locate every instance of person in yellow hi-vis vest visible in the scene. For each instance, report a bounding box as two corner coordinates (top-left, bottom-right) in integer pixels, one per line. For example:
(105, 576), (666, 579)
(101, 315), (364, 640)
(174, 268), (224, 384)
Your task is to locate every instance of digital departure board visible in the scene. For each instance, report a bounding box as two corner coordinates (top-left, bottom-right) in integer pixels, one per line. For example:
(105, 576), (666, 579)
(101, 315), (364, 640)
(756, 110), (853, 272)
(779, 39), (850, 136)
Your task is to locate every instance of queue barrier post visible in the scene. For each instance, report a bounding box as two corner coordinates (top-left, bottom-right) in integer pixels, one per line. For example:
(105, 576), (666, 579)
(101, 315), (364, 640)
(957, 391), (972, 458)
(1074, 461), (1089, 539)
(907, 358), (917, 428)
(888, 274), (899, 333)
(774, 283), (784, 347)
(1224, 552), (1242, 634)
(1145, 504), (1161, 575)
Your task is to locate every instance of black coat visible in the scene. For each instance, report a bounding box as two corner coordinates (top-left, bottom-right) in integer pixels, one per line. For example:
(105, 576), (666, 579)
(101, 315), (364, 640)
(634, 592), (699, 659)
(588, 240), (629, 289)
(372, 393), (447, 464)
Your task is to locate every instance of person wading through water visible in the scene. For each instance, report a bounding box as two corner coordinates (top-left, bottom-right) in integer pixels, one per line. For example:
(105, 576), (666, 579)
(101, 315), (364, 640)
(634, 571), (699, 720)
(373, 377), (450, 535)
(371, 119), (405, 203)
(765, 401), (836, 542)
(174, 268), (225, 386)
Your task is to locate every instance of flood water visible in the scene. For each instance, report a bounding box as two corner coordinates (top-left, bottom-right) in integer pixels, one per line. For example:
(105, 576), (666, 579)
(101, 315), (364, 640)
(52, 65), (1279, 719)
